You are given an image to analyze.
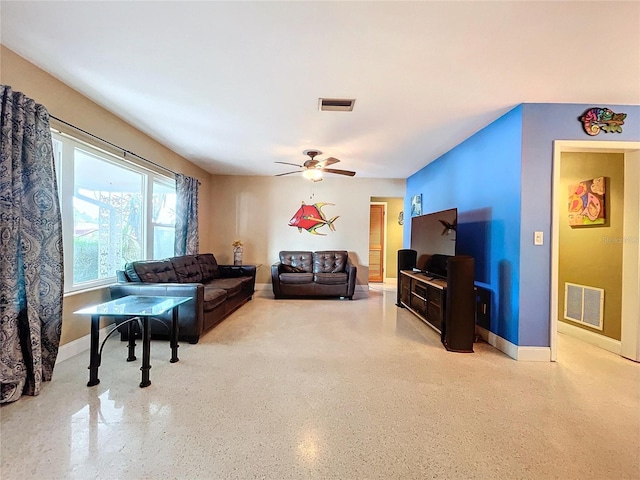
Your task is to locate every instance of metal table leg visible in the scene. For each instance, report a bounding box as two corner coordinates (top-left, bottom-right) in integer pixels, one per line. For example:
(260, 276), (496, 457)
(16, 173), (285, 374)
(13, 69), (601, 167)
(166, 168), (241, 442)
(87, 314), (101, 386)
(139, 316), (152, 388)
(170, 308), (180, 363)
(126, 317), (137, 361)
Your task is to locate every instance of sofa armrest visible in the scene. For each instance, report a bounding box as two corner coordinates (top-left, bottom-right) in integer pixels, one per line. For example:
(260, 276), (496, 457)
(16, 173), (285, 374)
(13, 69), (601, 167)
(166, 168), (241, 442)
(271, 262), (282, 297)
(218, 264), (257, 295)
(218, 264), (256, 278)
(346, 258), (357, 298)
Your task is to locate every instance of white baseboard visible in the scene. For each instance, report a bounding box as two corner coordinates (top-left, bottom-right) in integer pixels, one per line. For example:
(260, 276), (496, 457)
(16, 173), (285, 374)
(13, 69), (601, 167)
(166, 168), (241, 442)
(558, 321), (622, 355)
(476, 326), (551, 361)
(517, 346), (552, 362)
(55, 326), (112, 365)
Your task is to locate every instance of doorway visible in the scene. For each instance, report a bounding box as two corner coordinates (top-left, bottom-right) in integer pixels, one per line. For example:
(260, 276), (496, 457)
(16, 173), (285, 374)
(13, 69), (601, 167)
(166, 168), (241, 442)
(369, 203), (385, 283)
(369, 197), (405, 286)
(551, 141), (640, 362)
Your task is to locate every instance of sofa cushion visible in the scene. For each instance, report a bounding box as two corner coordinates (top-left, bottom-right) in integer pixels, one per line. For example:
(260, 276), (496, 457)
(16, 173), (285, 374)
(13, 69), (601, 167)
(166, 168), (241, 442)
(279, 272), (314, 284)
(203, 286), (227, 311)
(313, 272), (348, 285)
(279, 251), (313, 273)
(131, 259), (178, 283)
(313, 251), (348, 274)
(206, 277), (244, 297)
(171, 255), (204, 283)
(197, 253), (221, 281)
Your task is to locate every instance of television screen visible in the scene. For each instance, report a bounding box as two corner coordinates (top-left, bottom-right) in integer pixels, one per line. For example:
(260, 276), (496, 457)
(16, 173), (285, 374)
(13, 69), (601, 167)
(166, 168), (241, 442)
(410, 208), (457, 276)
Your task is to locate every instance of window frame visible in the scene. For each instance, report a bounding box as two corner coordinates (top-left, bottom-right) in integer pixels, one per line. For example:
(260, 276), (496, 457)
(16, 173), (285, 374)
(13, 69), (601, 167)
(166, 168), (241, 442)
(51, 130), (176, 293)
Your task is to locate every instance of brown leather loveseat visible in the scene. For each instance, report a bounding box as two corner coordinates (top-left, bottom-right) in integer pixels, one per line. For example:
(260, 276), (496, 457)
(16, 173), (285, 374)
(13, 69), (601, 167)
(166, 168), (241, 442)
(271, 250), (357, 299)
(110, 253), (256, 344)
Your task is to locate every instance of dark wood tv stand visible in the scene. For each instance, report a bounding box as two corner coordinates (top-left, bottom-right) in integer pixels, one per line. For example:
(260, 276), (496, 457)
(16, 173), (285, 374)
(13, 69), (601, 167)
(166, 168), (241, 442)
(399, 256), (475, 352)
(400, 271), (446, 333)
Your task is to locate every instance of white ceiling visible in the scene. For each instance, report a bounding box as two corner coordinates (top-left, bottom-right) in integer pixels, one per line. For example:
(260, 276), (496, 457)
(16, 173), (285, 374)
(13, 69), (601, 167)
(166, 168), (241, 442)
(2, 1), (639, 179)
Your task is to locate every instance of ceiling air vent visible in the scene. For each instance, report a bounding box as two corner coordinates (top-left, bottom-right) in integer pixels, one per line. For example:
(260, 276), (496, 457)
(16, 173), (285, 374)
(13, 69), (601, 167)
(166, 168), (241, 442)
(319, 98), (356, 112)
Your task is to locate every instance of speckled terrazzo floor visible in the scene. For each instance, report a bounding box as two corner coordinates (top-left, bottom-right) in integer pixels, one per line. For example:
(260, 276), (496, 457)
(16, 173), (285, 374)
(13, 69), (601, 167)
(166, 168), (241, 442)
(1, 286), (639, 480)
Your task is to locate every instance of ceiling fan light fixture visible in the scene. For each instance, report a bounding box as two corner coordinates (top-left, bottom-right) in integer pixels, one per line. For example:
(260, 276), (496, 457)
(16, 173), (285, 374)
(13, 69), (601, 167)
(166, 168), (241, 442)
(302, 168), (322, 181)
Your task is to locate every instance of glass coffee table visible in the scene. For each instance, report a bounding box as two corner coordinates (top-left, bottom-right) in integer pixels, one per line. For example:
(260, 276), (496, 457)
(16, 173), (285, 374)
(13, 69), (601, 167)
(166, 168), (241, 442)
(74, 295), (191, 388)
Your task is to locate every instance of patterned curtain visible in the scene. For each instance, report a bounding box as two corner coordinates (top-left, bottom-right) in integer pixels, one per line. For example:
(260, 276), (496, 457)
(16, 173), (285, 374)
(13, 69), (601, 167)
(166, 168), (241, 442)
(0, 85), (64, 403)
(174, 173), (199, 255)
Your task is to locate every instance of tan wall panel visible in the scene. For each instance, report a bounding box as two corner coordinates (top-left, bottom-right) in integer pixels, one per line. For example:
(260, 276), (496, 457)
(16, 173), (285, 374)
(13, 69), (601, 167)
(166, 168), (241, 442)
(2, 46), (214, 345)
(558, 152), (624, 340)
(209, 176), (406, 286)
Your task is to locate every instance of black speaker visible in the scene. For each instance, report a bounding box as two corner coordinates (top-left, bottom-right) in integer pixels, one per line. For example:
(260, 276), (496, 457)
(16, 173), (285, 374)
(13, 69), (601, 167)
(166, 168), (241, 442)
(442, 255), (475, 352)
(396, 249), (417, 306)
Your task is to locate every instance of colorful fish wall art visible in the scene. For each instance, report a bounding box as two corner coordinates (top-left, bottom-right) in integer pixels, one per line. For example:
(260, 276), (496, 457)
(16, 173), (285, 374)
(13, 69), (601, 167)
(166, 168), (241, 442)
(288, 201), (339, 235)
(579, 107), (626, 136)
(568, 176), (606, 226)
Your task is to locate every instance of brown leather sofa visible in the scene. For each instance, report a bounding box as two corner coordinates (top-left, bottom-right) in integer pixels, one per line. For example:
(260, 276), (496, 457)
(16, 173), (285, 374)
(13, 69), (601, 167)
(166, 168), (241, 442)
(110, 253), (256, 344)
(271, 250), (357, 299)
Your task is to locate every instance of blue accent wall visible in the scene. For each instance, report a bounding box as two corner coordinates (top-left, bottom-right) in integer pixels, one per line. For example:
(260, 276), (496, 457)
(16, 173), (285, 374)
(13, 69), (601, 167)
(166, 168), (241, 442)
(405, 106), (523, 344)
(406, 102), (639, 348)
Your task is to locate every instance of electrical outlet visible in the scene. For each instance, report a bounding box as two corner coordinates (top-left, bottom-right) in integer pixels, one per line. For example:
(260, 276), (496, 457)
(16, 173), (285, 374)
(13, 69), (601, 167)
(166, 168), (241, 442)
(534, 231), (544, 245)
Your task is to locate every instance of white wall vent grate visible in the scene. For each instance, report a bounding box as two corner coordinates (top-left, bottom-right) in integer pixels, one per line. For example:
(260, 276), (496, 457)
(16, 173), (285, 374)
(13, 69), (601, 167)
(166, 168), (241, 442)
(564, 282), (604, 330)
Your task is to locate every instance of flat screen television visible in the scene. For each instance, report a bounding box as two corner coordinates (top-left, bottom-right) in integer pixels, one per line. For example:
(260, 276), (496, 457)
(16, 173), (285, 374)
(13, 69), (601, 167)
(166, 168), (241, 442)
(410, 207), (457, 278)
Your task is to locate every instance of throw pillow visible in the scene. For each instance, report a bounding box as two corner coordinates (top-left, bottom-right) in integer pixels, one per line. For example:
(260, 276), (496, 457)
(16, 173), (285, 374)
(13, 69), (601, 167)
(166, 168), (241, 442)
(281, 264), (306, 273)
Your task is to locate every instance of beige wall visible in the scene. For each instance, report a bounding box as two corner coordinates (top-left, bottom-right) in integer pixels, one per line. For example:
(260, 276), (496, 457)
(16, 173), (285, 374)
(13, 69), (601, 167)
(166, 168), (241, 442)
(209, 176), (406, 285)
(558, 152), (624, 340)
(371, 197), (404, 279)
(1, 45), (407, 345)
(1, 46), (215, 345)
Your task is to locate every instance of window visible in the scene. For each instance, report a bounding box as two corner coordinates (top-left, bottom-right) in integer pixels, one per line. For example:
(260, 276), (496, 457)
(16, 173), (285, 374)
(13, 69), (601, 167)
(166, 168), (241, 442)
(52, 131), (176, 292)
(152, 180), (177, 260)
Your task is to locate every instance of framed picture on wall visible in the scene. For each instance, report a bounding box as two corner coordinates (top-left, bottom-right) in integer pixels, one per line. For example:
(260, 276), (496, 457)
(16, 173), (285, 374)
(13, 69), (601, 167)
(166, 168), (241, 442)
(411, 194), (422, 217)
(568, 176), (606, 226)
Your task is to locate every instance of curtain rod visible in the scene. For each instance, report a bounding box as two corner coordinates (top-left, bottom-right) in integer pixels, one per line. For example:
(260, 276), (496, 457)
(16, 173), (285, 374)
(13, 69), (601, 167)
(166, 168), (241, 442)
(49, 114), (177, 176)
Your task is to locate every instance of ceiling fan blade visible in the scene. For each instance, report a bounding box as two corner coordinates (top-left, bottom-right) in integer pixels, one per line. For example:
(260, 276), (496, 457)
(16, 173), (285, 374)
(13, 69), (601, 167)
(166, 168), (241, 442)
(275, 161), (303, 167)
(275, 171), (302, 177)
(317, 157), (340, 168)
(321, 168), (356, 177)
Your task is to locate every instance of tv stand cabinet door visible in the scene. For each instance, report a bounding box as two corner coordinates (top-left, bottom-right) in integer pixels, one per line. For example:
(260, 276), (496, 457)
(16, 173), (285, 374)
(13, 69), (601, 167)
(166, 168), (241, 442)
(426, 285), (445, 332)
(400, 272), (411, 306)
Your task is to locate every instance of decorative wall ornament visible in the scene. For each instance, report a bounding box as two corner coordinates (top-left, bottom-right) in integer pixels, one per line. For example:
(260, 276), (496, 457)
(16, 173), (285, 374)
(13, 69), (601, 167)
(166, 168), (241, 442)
(398, 211), (404, 225)
(568, 176), (606, 226)
(288, 201), (339, 235)
(579, 107), (626, 136)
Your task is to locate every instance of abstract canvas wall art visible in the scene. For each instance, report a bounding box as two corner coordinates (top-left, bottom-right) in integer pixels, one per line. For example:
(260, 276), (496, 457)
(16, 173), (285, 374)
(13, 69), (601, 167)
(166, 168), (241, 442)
(568, 176), (606, 226)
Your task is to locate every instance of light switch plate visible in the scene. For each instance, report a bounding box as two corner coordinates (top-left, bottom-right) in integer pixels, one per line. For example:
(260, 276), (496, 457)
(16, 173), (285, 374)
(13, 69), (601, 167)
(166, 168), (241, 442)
(534, 231), (544, 245)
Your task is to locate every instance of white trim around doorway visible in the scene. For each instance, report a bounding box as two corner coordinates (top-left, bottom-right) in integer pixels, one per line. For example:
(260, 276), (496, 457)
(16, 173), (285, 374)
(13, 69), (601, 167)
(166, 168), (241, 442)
(551, 140), (640, 362)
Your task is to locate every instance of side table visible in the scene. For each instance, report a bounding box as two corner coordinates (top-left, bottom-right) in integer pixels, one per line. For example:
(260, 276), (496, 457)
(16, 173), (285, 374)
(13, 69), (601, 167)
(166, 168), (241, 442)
(74, 295), (191, 388)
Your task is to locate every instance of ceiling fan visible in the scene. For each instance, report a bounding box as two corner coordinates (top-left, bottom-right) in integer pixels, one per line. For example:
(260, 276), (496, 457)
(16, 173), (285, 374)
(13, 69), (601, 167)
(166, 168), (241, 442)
(275, 150), (356, 182)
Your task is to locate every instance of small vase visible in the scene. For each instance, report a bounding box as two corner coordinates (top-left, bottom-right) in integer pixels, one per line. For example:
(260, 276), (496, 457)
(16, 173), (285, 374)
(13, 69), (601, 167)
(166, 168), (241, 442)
(233, 246), (243, 266)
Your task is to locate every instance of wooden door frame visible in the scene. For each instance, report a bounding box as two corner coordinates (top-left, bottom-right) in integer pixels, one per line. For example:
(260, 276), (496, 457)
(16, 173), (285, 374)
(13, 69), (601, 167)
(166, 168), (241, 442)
(370, 202), (388, 283)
